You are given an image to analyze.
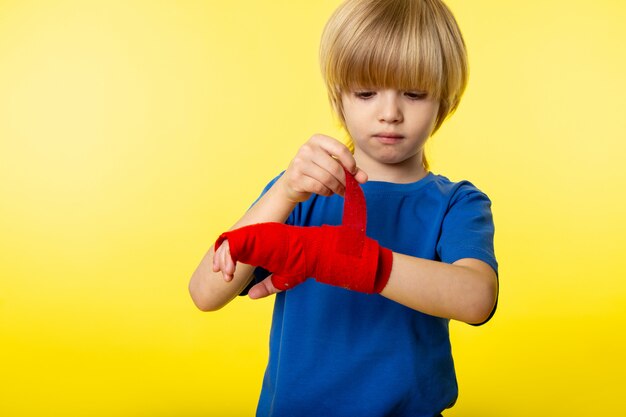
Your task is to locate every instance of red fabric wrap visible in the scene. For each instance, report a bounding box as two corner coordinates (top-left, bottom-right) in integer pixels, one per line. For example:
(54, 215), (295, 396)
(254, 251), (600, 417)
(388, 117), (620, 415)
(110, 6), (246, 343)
(214, 169), (392, 293)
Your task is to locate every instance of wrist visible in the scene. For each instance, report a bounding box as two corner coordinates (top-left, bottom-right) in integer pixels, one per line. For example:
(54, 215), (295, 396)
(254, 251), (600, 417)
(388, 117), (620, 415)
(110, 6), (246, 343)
(374, 247), (393, 293)
(273, 174), (304, 206)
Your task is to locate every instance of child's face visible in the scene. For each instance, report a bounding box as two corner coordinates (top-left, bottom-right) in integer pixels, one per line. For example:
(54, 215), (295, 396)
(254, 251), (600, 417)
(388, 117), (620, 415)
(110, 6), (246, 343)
(341, 88), (439, 172)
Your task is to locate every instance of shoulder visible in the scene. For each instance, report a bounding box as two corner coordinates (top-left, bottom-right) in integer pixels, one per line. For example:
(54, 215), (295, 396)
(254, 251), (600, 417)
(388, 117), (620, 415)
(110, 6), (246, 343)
(428, 173), (492, 207)
(428, 173), (489, 197)
(433, 174), (498, 274)
(360, 172), (490, 203)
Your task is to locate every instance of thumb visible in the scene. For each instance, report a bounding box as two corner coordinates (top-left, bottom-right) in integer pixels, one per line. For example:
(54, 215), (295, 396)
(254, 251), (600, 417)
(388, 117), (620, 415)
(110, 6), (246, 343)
(354, 167), (368, 184)
(248, 275), (283, 300)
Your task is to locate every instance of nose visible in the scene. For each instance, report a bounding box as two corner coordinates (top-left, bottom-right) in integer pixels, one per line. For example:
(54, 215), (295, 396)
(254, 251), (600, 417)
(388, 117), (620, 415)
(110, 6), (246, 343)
(378, 93), (403, 124)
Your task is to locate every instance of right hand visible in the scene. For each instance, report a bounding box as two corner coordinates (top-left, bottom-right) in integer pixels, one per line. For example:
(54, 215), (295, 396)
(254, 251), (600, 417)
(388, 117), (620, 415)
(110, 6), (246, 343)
(214, 222), (392, 295)
(278, 134), (368, 203)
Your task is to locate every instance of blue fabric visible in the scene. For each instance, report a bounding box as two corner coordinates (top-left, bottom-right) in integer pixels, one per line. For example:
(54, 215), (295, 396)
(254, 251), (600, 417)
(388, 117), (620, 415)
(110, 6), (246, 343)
(248, 172), (498, 417)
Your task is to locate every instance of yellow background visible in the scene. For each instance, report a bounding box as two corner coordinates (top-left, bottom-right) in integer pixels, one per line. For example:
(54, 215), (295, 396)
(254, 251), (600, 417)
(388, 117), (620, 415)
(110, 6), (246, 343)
(1, 0), (625, 415)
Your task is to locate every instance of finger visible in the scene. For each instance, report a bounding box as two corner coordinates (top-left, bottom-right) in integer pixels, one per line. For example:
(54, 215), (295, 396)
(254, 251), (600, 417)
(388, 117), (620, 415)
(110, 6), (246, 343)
(212, 243), (226, 273)
(313, 135), (357, 175)
(310, 154), (348, 195)
(284, 160), (333, 199)
(248, 275), (282, 299)
(354, 167), (368, 184)
(214, 241), (233, 281)
(310, 156), (368, 196)
(222, 244), (236, 282)
(300, 161), (344, 197)
(212, 246), (220, 272)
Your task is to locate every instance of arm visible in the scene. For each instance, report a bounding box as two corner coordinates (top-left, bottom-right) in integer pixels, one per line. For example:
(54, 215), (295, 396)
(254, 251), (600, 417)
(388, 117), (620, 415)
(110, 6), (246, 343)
(215, 168), (498, 323)
(188, 134), (367, 311)
(246, 254), (497, 325)
(380, 255), (498, 325)
(188, 177), (296, 312)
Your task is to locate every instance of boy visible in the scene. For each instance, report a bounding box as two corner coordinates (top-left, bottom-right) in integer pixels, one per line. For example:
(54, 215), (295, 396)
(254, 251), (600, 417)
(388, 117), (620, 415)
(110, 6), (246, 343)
(189, 0), (498, 415)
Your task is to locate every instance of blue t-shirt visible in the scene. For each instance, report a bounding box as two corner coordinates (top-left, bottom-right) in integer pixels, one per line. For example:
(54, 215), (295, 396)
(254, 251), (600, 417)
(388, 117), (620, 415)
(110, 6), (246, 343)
(248, 172), (498, 417)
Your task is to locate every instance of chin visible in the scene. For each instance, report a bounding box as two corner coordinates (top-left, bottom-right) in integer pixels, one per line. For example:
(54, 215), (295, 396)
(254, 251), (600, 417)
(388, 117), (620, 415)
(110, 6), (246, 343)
(373, 149), (416, 165)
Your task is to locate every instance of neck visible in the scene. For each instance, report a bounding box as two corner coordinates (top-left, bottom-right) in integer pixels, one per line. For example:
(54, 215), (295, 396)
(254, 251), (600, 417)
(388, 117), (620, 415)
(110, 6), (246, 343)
(354, 149), (428, 184)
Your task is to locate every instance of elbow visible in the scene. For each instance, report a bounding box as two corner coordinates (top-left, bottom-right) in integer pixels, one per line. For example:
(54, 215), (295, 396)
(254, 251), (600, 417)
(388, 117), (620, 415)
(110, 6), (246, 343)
(189, 291), (226, 312)
(191, 297), (222, 312)
(196, 303), (223, 313)
(188, 280), (227, 312)
(465, 274), (499, 325)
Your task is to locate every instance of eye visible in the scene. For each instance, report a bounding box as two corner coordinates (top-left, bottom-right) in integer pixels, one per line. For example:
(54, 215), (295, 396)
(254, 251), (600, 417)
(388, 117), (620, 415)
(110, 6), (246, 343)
(355, 91), (376, 100)
(404, 91), (428, 100)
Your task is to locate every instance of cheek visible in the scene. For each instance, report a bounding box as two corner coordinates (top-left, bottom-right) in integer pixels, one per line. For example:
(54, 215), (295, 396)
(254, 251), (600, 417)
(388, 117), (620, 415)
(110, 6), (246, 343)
(342, 107), (363, 137)
(427, 103), (440, 129)
(346, 120), (367, 142)
(345, 125), (363, 144)
(411, 105), (439, 137)
(423, 114), (438, 136)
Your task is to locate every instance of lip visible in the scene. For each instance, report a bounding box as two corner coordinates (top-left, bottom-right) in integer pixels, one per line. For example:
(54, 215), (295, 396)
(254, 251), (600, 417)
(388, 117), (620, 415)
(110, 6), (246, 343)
(373, 132), (404, 144)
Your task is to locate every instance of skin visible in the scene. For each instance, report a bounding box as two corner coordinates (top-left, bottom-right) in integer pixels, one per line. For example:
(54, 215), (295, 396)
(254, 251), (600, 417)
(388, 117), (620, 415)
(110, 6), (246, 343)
(188, 88), (498, 324)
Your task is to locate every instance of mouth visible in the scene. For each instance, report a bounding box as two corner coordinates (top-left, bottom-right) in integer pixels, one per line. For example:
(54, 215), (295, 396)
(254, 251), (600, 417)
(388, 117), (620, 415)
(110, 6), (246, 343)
(373, 133), (404, 144)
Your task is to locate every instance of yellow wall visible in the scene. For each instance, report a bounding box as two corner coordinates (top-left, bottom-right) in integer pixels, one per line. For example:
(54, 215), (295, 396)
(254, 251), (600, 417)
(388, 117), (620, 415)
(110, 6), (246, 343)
(1, 0), (624, 415)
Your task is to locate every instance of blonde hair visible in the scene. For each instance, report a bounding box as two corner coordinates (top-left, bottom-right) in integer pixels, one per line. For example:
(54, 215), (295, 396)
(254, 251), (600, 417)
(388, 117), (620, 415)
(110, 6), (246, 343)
(319, 0), (468, 169)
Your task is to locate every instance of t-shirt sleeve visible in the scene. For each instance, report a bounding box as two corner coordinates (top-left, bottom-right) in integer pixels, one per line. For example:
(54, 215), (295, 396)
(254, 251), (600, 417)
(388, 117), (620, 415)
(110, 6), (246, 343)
(437, 188), (498, 273)
(436, 187), (499, 325)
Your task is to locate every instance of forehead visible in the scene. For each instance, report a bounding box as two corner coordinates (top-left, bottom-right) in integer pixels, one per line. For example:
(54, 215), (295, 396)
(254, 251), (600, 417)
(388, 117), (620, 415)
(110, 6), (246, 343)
(336, 59), (442, 98)
(326, 28), (444, 99)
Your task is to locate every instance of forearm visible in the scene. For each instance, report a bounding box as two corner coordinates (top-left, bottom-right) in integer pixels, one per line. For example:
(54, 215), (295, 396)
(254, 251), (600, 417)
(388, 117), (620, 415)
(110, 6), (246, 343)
(188, 176), (296, 311)
(229, 175), (297, 230)
(380, 253), (498, 324)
